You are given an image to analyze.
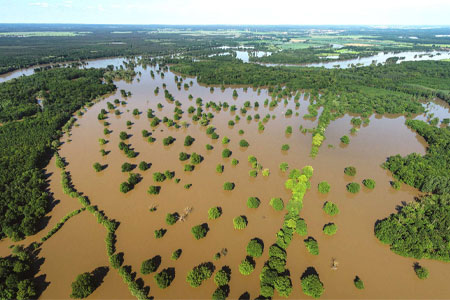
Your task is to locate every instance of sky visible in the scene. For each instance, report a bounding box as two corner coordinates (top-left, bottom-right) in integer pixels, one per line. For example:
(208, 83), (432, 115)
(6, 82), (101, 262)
(0, 0), (450, 25)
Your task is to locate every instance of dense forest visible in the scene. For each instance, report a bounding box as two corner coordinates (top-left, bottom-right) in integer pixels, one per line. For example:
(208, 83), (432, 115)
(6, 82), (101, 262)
(0, 68), (115, 240)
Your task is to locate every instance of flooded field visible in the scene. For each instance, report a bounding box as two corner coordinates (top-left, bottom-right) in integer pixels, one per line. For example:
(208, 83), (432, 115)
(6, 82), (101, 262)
(1, 59), (449, 299)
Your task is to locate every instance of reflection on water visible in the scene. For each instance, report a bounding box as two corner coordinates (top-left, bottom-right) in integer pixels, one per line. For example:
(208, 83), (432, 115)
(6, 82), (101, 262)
(0, 58), (449, 299)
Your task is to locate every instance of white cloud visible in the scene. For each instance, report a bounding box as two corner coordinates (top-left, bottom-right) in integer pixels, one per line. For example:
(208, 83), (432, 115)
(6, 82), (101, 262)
(29, 2), (49, 8)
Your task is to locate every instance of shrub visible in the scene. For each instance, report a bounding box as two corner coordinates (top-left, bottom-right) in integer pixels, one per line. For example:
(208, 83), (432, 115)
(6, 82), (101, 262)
(274, 276), (293, 297)
(119, 182), (132, 193)
(262, 168), (270, 176)
(184, 184), (192, 189)
(281, 144), (290, 151)
(279, 162), (289, 171)
(304, 237), (319, 255)
(346, 182), (360, 193)
(239, 129), (244, 135)
(239, 139), (249, 147)
(93, 162), (102, 172)
(154, 228), (166, 238)
(323, 202), (339, 216)
(249, 170), (258, 177)
(270, 198), (284, 211)
(231, 158), (239, 166)
(163, 136), (175, 146)
(246, 238), (264, 258)
(261, 285), (274, 298)
(363, 179), (376, 189)
(191, 224), (209, 240)
(179, 152), (190, 161)
(70, 272), (96, 299)
(239, 257), (255, 275)
(184, 164), (194, 172)
(247, 197), (260, 208)
(148, 186), (161, 195)
(184, 135), (195, 146)
(301, 272), (324, 299)
(228, 120), (235, 126)
(216, 164), (224, 173)
(139, 161), (149, 171)
(391, 180), (401, 190)
(190, 153), (203, 165)
(206, 144), (213, 150)
(141, 256), (161, 274)
(318, 181), (330, 194)
(119, 131), (128, 140)
(223, 182), (235, 190)
(186, 262), (215, 287)
(208, 207), (222, 220)
(154, 268), (175, 289)
(248, 155), (257, 163)
(344, 166), (356, 176)
(171, 249), (182, 260)
(414, 264), (429, 279)
(340, 135), (350, 144)
(222, 149), (232, 158)
(214, 268), (231, 287)
(166, 213), (179, 225)
(354, 276), (365, 289)
(153, 172), (166, 182)
(222, 137), (230, 145)
(233, 216), (248, 229)
(285, 126), (292, 134)
(109, 253), (124, 269)
(323, 223), (337, 236)
(121, 162), (133, 172)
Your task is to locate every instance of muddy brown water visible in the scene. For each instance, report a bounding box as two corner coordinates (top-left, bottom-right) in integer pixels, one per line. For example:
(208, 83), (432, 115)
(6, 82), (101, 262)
(1, 60), (450, 299)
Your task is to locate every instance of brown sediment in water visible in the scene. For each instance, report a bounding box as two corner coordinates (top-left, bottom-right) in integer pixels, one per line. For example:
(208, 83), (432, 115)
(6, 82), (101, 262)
(1, 59), (449, 299)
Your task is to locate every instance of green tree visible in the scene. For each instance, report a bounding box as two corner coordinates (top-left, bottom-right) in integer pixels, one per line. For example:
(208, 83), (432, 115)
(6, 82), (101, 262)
(70, 272), (96, 299)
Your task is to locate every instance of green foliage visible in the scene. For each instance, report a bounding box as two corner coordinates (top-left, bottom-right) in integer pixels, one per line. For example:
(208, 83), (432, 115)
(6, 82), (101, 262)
(163, 136), (175, 146)
(93, 162), (103, 172)
(281, 144), (290, 151)
(206, 144), (213, 150)
(318, 181), (330, 194)
(179, 152), (190, 161)
(301, 271), (324, 299)
(375, 194), (450, 262)
(121, 162), (133, 172)
(414, 264), (429, 279)
(165, 213), (179, 225)
(119, 131), (128, 140)
(191, 224), (209, 240)
(323, 201), (339, 216)
(70, 272), (96, 299)
(239, 257), (255, 275)
(148, 185), (161, 195)
(153, 172), (166, 182)
(184, 164), (194, 172)
(216, 164), (224, 173)
(304, 237), (319, 255)
(391, 180), (402, 190)
(274, 275), (293, 297)
(346, 182), (360, 193)
(223, 182), (235, 191)
(279, 162), (289, 171)
(246, 238), (264, 258)
(221, 136), (230, 145)
(270, 197), (284, 211)
(323, 223), (337, 236)
(344, 166), (356, 176)
(171, 249), (182, 260)
(138, 161), (149, 171)
(141, 256), (161, 274)
(184, 135), (195, 146)
(262, 169), (270, 176)
(362, 178), (376, 189)
(247, 197), (261, 208)
(154, 268), (175, 289)
(249, 170), (258, 177)
(231, 158), (239, 166)
(383, 120), (449, 195)
(340, 135), (350, 144)
(190, 152), (203, 165)
(109, 253), (124, 269)
(354, 276), (365, 289)
(233, 216), (248, 230)
(186, 262), (215, 287)
(239, 139), (249, 147)
(208, 207), (222, 220)
(214, 267), (231, 287)
(222, 148), (232, 158)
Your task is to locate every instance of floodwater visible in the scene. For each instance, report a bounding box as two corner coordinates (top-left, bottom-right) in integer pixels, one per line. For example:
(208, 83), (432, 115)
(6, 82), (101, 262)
(1, 59), (450, 299)
(260, 50), (450, 69)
